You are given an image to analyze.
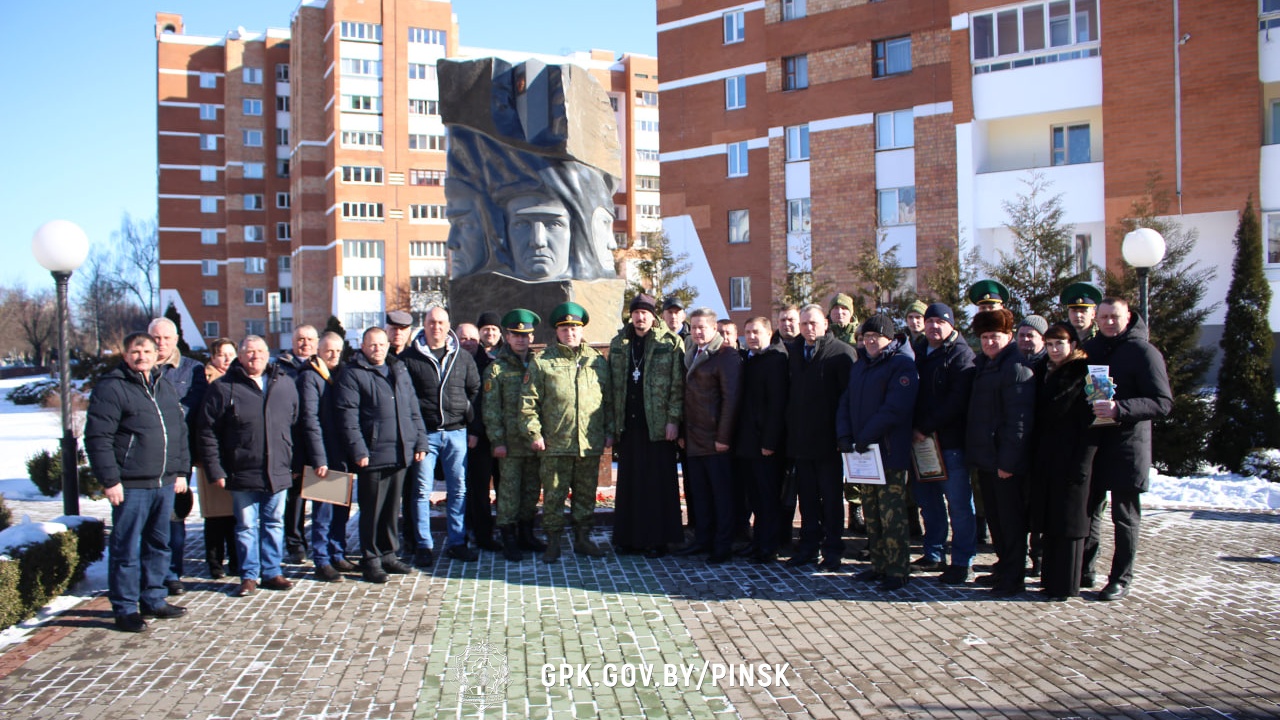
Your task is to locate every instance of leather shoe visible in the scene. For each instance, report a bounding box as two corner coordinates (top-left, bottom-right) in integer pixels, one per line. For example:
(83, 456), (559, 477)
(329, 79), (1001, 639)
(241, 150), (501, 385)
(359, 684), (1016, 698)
(878, 575), (909, 592)
(910, 556), (943, 572)
(785, 554), (817, 568)
(992, 584), (1025, 597)
(753, 552), (778, 564)
(114, 613), (147, 633)
(164, 579), (185, 596)
(413, 549), (435, 567)
(208, 564), (226, 580)
(444, 545), (479, 561)
(234, 579), (257, 597)
(382, 557), (412, 574)
(818, 557), (841, 572)
(262, 575), (293, 591)
(332, 558), (357, 572)
(476, 536), (504, 552)
(673, 544), (707, 557)
(140, 602), (187, 619)
(361, 561), (388, 583)
(854, 568), (884, 582)
(976, 572), (1000, 586)
(938, 565), (973, 585)
(734, 543), (757, 558)
(1080, 572), (1097, 589)
(1097, 581), (1129, 601)
(286, 549), (307, 565)
(315, 565), (344, 582)
(644, 546), (668, 559)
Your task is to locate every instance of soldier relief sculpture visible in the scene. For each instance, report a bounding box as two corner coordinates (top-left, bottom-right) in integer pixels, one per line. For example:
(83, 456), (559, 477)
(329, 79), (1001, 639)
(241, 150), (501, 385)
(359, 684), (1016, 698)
(440, 58), (626, 342)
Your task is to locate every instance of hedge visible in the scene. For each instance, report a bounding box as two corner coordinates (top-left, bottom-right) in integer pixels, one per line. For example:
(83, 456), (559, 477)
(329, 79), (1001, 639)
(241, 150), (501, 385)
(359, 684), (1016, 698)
(0, 517), (105, 630)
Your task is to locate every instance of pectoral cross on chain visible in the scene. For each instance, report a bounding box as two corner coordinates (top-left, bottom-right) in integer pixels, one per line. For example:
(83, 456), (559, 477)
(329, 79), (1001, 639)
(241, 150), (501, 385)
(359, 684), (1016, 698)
(632, 367), (641, 383)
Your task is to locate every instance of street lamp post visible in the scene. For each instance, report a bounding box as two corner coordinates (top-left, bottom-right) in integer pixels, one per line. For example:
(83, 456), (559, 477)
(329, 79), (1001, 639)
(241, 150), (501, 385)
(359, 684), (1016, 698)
(32, 220), (90, 517)
(1122, 227), (1167, 325)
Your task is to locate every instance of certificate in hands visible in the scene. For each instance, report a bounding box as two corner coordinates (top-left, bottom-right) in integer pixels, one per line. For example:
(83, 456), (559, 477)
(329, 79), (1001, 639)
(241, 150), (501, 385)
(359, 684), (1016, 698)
(196, 466), (234, 518)
(842, 444), (886, 485)
(911, 433), (948, 482)
(301, 465), (354, 506)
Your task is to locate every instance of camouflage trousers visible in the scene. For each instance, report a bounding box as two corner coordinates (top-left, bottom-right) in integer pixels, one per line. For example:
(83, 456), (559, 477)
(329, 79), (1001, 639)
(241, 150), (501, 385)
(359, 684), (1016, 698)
(863, 469), (910, 577)
(539, 455), (600, 532)
(496, 456), (541, 526)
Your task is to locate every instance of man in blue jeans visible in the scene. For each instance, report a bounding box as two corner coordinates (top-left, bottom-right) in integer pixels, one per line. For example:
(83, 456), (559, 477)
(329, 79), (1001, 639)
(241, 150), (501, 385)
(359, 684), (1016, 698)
(400, 306), (481, 564)
(910, 303), (978, 585)
(85, 332), (191, 632)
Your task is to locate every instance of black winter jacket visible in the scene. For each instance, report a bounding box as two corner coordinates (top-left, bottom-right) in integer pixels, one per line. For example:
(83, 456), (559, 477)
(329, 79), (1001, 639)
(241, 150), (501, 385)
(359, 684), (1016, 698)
(334, 352), (429, 470)
(85, 364), (190, 489)
(197, 361), (299, 494)
(966, 343), (1036, 475)
(912, 331), (976, 451)
(399, 330), (480, 432)
(296, 358), (350, 473)
(1082, 315), (1172, 493)
(786, 333), (857, 459)
(837, 337), (919, 471)
(734, 340), (789, 458)
(1029, 353), (1096, 537)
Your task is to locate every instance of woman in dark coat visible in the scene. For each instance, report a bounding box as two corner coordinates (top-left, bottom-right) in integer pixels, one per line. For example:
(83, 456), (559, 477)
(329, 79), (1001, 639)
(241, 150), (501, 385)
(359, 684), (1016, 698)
(1030, 323), (1096, 601)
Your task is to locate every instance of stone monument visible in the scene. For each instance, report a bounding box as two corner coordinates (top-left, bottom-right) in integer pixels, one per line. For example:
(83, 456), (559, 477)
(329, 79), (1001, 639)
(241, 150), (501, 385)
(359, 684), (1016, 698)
(439, 57), (626, 345)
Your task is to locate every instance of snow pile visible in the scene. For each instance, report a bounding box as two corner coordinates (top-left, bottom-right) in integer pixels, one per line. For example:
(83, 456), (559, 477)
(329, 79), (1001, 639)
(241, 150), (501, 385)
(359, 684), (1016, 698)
(1147, 470), (1280, 510)
(0, 518), (70, 559)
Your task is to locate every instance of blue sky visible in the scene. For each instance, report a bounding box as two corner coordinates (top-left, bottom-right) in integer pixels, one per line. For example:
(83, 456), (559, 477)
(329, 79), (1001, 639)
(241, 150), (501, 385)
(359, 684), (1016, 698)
(0, 0), (657, 291)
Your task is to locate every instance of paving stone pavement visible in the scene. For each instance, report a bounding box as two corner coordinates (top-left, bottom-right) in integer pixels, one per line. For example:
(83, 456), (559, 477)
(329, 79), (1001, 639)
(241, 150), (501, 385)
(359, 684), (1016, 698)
(0, 507), (1277, 719)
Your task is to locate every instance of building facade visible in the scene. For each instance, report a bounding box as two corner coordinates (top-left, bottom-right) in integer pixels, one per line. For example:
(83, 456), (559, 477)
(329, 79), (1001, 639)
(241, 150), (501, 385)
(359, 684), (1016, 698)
(658, 0), (1280, 339)
(156, 0), (656, 349)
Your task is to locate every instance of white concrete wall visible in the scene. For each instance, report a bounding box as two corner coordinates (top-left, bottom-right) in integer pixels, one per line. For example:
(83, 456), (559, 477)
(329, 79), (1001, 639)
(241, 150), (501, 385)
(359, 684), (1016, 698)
(663, 215), (727, 317)
(973, 57), (1102, 120)
(1261, 28), (1280, 83)
(785, 161), (810, 200)
(972, 163), (1105, 231)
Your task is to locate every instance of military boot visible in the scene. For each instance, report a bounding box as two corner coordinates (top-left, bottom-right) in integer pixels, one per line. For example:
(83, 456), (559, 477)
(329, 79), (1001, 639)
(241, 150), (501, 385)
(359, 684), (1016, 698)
(542, 531), (563, 563)
(500, 526), (525, 562)
(518, 521), (547, 552)
(574, 527), (606, 557)
(848, 503), (866, 534)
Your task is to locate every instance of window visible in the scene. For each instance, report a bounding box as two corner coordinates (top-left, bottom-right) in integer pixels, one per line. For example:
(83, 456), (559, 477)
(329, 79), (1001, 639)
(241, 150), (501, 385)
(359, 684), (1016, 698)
(409, 241), (447, 258)
(245, 257), (266, 274)
(276, 96), (290, 112)
(339, 22), (382, 42)
(277, 222), (291, 240)
(408, 63), (435, 81)
(971, 0), (1098, 63)
(343, 276), (385, 292)
(723, 10), (745, 44)
(637, 205), (661, 218)
(276, 63), (290, 82)
(638, 120), (659, 133)
(279, 287), (293, 303)
(199, 104), (217, 121)
(343, 95), (381, 113)
(1071, 233), (1092, 276)
(788, 198), (811, 233)
(344, 240), (385, 258)
(783, 55), (808, 90)
(786, 124), (809, 161)
(202, 290), (219, 306)
(410, 276), (447, 293)
(408, 99), (439, 115)
(342, 202), (384, 221)
(783, 0), (806, 20)
(279, 256), (292, 271)
(277, 159), (290, 178)
(243, 99), (262, 116)
(203, 321), (220, 337)
(407, 27), (447, 45)
(1267, 0), (1280, 12)
(243, 130), (263, 147)
(200, 134), (218, 151)
(725, 75), (746, 110)
(201, 229), (218, 245)
(342, 131), (383, 148)
(1051, 123), (1091, 165)
(200, 197), (218, 213)
(245, 194), (264, 210)
(727, 141), (749, 177)
(637, 149), (660, 162)
(243, 163), (264, 179)
(199, 72), (217, 89)
(245, 288), (266, 305)
(1267, 214), (1280, 264)
(341, 166), (384, 184)
(200, 166), (217, 182)
(876, 110), (914, 149)
(408, 133), (446, 151)
(276, 192), (290, 208)
(245, 320), (267, 336)
(201, 260), (219, 276)
(637, 176), (660, 190)
(245, 225), (265, 242)
(878, 187), (916, 225)
(1272, 99), (1280, 145)
(728, 209), (750, 244)
(243, 67), (263, 84)
(637, 91), (659, 106)
(730, 276), (751, 311)
(409, 169), (446, 186)
(276, 128), (290, 146)
(873, 37), (912, 77)
(411, 204), (448, 220)
(340, 58), (381, 77)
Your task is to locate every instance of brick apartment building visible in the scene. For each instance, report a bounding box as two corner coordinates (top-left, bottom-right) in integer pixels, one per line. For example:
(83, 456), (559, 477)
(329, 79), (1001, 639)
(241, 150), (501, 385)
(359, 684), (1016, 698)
(657, 0), (1280, 341)
(155, 0), (658, 349)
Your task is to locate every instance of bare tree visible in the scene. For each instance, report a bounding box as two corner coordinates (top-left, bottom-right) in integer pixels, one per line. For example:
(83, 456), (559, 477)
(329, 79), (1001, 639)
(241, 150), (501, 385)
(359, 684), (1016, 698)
(114, 213), (160, 318)
(9, 288), (58, 366)
(76, 244), (147, 355)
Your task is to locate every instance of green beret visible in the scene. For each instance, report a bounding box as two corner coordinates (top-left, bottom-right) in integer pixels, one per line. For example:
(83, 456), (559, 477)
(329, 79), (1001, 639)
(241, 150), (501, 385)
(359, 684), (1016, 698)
(1060, 282), (1102, 308)
(501, 308), (540, 334)
(968, 279), (1010, 306)
(829, 293), (854, 312)
(550, 302), (589, 327)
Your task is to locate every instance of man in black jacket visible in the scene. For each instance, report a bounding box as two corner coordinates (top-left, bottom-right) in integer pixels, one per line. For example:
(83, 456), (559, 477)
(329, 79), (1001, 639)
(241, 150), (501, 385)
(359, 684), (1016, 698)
(734, 316), (789, 563)
(335, 327), (429, 583)
(297, 332), (357, 582)
(1082, 297), (1172, 601)
(278, 324), (319, 565)
(785, 304), (857, 570)
(400, 307), (481, 564)
(197, 335), (299, 598)
(459, 320), (502, 552)
(86, 332), (191, 632)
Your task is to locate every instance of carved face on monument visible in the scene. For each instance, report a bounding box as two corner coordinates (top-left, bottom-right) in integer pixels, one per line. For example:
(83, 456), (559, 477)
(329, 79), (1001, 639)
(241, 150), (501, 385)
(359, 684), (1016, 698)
(505, 193), (572, 280)
(446, 182), (491, 278)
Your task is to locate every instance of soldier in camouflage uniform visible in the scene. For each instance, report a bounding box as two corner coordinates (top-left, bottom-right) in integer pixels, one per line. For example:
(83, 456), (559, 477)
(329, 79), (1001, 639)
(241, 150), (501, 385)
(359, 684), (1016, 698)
(828, 293), (866, 537)
(836, 315), (919, 592)
(519, 302), (613, 563)
(484, 309), (546, 562)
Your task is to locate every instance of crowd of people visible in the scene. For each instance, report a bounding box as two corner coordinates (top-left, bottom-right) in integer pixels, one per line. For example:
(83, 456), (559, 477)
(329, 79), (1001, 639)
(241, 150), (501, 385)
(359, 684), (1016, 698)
(84, 280), (1172, 633)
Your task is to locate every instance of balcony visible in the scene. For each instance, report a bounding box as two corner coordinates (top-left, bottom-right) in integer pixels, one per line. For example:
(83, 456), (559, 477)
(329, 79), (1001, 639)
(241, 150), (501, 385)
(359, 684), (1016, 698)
(972, 162), (1104, 230)
(1263, 22), (1280, 83)
(972, 54), (1101, 121)
(1262, 144), (1280, 211)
